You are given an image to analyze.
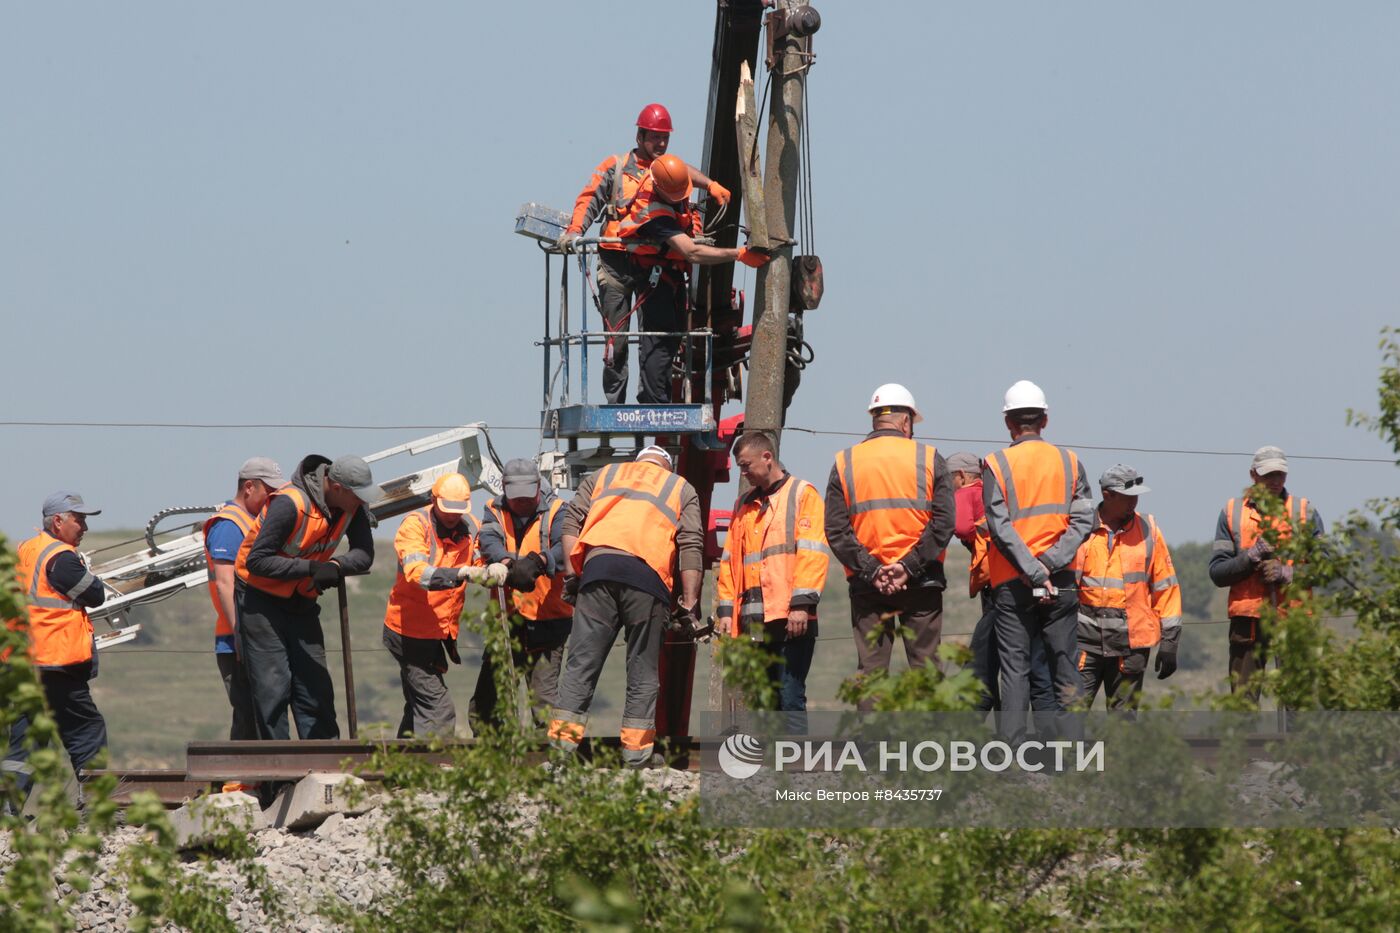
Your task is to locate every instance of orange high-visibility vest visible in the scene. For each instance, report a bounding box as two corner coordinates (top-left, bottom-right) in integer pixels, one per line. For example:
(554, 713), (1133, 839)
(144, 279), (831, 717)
(1224, 495), (1311, 619)
(984, 440), (1081, 587)
(617, 176), (697, 268)
(14, 532), (94, 667)
(570, 461), (686, 591)
(716, 477), (829, 636)
(833, 435), (943, 574)
(203, 502), (255, 638)
(1074, 513), (1182, 649)
(486, 498), (574, 622)
(969, 516), (991, 597)
(235, 485), (353, 599)
(567, 151), (650, 250)
(384, 507), (480, 640)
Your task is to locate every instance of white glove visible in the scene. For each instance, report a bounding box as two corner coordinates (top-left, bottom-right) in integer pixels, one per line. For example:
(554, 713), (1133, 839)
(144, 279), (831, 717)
(484, 562), (509, 586)
(458, 565), (490, 585)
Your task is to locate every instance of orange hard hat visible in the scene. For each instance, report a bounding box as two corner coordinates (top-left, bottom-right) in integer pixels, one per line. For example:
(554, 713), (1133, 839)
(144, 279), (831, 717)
(636, 102), (673, 133)
(430, 473), (472, 514)
(650, 154), (692, 203)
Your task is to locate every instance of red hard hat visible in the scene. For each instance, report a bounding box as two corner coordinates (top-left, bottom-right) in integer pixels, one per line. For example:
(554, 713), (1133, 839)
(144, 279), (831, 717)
(636, 102), (673, 133)
(650, 154), (692, 203)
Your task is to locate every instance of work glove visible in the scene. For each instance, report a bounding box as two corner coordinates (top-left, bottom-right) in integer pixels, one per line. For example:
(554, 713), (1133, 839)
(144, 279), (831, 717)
(1261, 559), (1294, 585)
(561, 575), (580, 605)
(736, 245), (771, 269)
(505, 553), (547, 590)
(1245, 539), (1274, 563)
(1154, 644), (1178, 680)
(555, 231), (580, 253)
(707, 180), (731, 206)
(443, 637), (462, 665)
(484, 562), (510, 586)
(458, 565), (490, 586)
(309, 560), (342, 593)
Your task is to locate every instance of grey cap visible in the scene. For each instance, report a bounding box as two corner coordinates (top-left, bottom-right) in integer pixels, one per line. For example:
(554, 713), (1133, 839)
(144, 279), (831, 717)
(238, 456), (285, 486)
(1099, 464), (1150, 496)
(43, 491), (102, 519)
(946, 452), (981, 476)
(327, 455), (384, 507)
(502, 458), (542, 499)
(1251, 445), (1288, 475)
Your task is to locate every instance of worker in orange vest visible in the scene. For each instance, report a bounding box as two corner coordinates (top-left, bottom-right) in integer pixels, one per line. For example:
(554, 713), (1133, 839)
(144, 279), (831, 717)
(557, 103), (731, 404)
(825, 384), (955, 710)
(716, 432), (830, 712)
(234, 454), (381, 741)
(550, 446), (703, 766)
(202, 456), (284, 741)
(982, 380), (1094, 742)
(383, 473), (505, 738)
(472, 458), (574, 731)
(1208, 446), (1323, 700)
(613, 153), (767, 403)
(6, 492), (109, 789)
(1074, 465), (1182, 711)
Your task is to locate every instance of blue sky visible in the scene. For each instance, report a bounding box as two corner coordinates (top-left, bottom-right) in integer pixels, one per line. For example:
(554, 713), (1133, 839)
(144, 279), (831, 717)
(4, 1), (1398, 547)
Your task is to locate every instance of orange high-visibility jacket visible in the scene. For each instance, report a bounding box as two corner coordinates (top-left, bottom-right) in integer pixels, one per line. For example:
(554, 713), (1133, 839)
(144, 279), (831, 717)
(235, 485), (352, 599)
(833, 435), (943, 573)
(485, 498), (574, 622)
(969, 516), (991, 597)
(1222, 495), (1312, 619)
(570, 461), (687, 591)
(616, 176), (698, 268)
(984, 441), (1082, 587)
(14, 532), (95, 667)
(1074, 512), (1182, 651)
(716, 476), (829, 637)
(567, 151), (650, 249)
(203, 502), (255, 639)
(384, 507), (480, 640)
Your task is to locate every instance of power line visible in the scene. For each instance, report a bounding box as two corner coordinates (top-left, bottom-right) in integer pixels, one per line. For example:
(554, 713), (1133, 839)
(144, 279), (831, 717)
(1, 420), (1394, 466)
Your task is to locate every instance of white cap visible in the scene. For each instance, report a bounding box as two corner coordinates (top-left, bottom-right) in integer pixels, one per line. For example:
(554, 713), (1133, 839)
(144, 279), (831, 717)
(868, 383), (923, 424)
(1002, 380), (1048, 412)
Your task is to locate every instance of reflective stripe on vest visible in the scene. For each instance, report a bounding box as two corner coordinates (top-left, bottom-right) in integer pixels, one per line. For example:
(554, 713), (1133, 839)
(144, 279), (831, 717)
(570, 461), (686, 591)
(1075, 513), (1164, 649)
(617, 177), (696, 263)
(235, 484), (354, 599)
(1225, 495), (1309, 618)
(203, 502), (255, 638)
(490, 498), (574, 622)
(14, 532), (94, 666)
(723, 478), (827, 626)
(834, 436), (941, 573)
(384, 507), (479, 639)
(985, 441), (1080, 588)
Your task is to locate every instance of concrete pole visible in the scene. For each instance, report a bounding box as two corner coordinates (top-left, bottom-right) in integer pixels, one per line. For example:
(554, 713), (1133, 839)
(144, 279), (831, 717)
(743, 0), (810, 460)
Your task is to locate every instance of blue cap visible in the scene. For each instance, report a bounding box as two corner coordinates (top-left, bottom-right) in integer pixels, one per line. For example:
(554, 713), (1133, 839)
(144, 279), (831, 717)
(42, 491), (102, 519)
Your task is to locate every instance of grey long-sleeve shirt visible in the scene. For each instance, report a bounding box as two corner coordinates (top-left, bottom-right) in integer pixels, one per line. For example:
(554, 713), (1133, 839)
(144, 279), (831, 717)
(1208, 490), (1324, 588)
(823, 429), (956, 590)
(981, 434), (1094, 586)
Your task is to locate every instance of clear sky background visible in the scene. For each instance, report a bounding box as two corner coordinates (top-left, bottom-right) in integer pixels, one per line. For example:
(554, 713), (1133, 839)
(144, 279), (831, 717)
(4, 1), (1398, 548)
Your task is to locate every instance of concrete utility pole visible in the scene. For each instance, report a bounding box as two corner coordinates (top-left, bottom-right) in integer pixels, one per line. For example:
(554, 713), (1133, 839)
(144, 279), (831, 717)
(742, 0), (818, 459)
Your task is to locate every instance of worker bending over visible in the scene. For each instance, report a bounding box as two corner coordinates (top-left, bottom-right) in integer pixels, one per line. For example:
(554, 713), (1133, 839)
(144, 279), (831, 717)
(825, 384), (954, 711)
(235, 454), (381, 740)
(472, 459), (574, 732)
(558, 103), (730, 404)
(1209, 446), (1322, 700)
(717, 432), (830, 713)
(550, 446), (702, 766)
(1073, 465), (1182, 710)
(983, 381), (1094, 742)
(203, 457), (284, 741)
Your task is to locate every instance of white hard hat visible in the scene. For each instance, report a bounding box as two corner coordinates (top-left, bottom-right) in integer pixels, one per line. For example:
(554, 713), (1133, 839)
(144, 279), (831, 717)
(868, 383), (923, 424)
(1002, 380), (1048, 412)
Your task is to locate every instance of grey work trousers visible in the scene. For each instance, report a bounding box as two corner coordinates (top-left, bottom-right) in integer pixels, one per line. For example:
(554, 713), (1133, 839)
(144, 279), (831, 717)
(216, 652), (258, 740)
(1079, 648), (1149, 712)
(236, 582), (340, 741)
(552, 581), (666, 764)
(382, 625), (457, 739)
(596, 250), (684, 405)
(849, 584), (944, 712)
(468, 617), (571, 733)
(992, 578), (1082, 744)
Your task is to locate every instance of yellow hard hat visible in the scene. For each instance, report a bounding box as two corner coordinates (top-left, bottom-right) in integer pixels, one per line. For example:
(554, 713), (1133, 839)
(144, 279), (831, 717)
(431, 473), (472, 514)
